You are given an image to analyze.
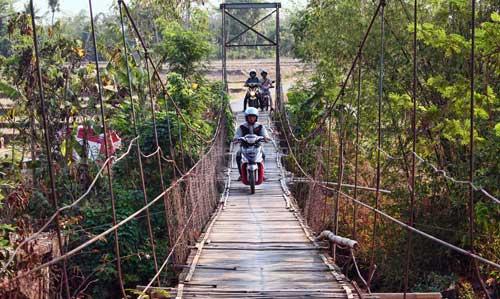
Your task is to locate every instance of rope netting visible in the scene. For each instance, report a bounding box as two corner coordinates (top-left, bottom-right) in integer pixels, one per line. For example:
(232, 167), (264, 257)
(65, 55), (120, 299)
(275, 0), (499, 298)
(163, 130), (228, 269)
(2, 0), (499, 298)
(1, 0), (230, 298)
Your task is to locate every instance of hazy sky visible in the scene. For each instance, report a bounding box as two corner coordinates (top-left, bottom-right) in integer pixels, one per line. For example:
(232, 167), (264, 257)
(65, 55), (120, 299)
(15, 0), (115, 18)
(14, 0), (306, 19)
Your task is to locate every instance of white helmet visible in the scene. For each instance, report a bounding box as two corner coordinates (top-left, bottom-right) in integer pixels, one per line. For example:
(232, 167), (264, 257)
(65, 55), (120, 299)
(249, 69), (257, 77)
(260, 69), (268, 76)
(244, 107), (259, 121)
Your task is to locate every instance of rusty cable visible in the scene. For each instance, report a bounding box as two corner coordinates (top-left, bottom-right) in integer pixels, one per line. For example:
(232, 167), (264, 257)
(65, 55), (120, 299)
(278, 108), (500, 269)
(118, 0), (160, 286)
(368, 0), (385, 288)
(9, 110), (226, 281)
(282, 0), (384, 144)
(88, 0), (126, 295)
(353, 55), (362, 240)
(29, 1), (71, 297)
(120, 1), (214, 144)
(469, 1), (492, 297)
(404, 0), (417, 297)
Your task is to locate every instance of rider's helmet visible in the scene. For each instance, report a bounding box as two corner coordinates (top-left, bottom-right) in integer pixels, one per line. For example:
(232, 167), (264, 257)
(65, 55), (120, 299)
(260, 69), (268, 76)
(249, 69), (257, 78)
(244, 107), (259, 123)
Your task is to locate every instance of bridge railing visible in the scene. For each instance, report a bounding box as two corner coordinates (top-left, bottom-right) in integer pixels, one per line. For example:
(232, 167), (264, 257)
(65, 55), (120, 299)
(274, 0), (499, 298)
(2, 1), (230, 298)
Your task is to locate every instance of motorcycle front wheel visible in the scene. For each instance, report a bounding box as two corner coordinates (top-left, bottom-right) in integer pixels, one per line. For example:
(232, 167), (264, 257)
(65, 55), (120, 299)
(248, 170), (256, 194)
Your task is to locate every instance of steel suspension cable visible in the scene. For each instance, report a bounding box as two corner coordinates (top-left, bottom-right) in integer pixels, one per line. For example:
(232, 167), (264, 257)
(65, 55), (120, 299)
(140, 195), (200, 296)
(279, 109), (500, 270)
(275, 0), (500, 288)
(358, 65), (499, 204)
(328, 186), (500, 270)
(333, 104), (345, 262)
(178, 114), (187, 171)
(322, 116), (333, 226)
(1, 138), (138, 274)
(6, 1), (228, 293)
(368, 0), (385, 287)
(120, 1), (214, 144)
(10, 111), (226, 282)
(143, 50), (169, 194)
(469, 1), (492, 297)
(165, 115), (178, 173)
(469, 0), (476, 269)
(372, 0), (499, 205)
(118, 1), (160, 286)
(88, 0), (126, 295)
(353, 56), (362, 241)
(143, 45), (177, 252)
(404, 0), (417, 297)
(29, 1), (71, 297)
(282, 0), (384, 144)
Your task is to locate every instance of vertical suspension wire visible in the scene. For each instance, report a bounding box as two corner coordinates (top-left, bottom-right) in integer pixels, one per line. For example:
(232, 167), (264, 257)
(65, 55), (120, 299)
(222, 7), (228, 93)
(143, 42), (180, 280)
(322, 116), (333, 226)
(368, 0), (385, 287)
(353, 55), (362, 240)
(178, 114), (187, 171)
(118, 0), (160, 287)
(29, 2), (71, 297)
(144, 51), (170, 210)
(468, 0), (476, 274)
(404, 0), (417, 297)
(468, 2), (490, 298)
(164, 105), (179, 177)
(333, 103), (345, 262)
(166, 114), (177, 173)
(87, 0), (126, 296)
(275, 6), (281, 111)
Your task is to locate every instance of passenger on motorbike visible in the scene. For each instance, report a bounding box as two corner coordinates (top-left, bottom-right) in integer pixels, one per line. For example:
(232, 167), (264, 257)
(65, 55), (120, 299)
(244, 69), (261, 111)
(234, 107), (271, 181)
(259, 69), (273, 111)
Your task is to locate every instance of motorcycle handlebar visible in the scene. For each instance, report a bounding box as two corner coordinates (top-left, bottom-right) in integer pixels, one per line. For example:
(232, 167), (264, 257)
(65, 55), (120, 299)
(234, 136), (270, 143)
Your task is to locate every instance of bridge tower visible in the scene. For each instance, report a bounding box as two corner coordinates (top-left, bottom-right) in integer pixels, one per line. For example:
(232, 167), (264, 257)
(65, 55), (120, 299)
(220, 2), (282, 111)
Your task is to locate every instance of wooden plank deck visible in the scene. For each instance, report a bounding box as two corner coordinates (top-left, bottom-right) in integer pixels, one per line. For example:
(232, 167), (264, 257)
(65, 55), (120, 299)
(172, 110), (375, 298)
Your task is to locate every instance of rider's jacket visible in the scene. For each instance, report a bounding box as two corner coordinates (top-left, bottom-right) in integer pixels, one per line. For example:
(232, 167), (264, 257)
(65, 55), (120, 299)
(235, 122), (270, 139)
(259, 78), (273, 94)
(244, 77), (260, 86)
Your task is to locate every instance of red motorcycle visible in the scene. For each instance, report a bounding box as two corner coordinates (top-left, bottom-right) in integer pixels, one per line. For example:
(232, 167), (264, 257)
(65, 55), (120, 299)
(237, 134), (266, 194)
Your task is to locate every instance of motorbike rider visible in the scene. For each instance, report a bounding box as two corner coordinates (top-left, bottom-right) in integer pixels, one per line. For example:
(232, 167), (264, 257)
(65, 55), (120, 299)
(234, 107), (271, 181)
(259, 69), (273, 111)
(243, 69), (261, 111)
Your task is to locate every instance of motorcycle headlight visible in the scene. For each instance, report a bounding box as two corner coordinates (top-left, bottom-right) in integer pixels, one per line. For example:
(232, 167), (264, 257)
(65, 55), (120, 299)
(250, 91), (255, 96)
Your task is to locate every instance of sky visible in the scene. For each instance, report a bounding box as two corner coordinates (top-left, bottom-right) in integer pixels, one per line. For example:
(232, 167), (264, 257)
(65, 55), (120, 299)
(14, 0), (306, 19)
(14, 0), (115, 18)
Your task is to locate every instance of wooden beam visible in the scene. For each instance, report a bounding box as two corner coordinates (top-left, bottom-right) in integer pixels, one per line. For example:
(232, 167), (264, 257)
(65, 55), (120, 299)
(371, 293), (442, 299)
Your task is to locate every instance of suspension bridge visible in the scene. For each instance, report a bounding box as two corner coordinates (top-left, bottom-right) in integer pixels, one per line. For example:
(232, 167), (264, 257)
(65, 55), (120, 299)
(2, 0), (499, 298)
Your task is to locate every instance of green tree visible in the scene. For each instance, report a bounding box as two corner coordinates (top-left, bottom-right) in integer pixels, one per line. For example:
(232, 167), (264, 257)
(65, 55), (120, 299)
(287, 0), (499, 294)
(0, 0), (15, 56)
(48, 0), (59, 25)
(158, 10), (212, 77)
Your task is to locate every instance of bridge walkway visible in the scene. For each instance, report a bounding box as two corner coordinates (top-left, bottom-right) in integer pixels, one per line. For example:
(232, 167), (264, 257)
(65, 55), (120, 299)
(171, 110), (376, 298)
